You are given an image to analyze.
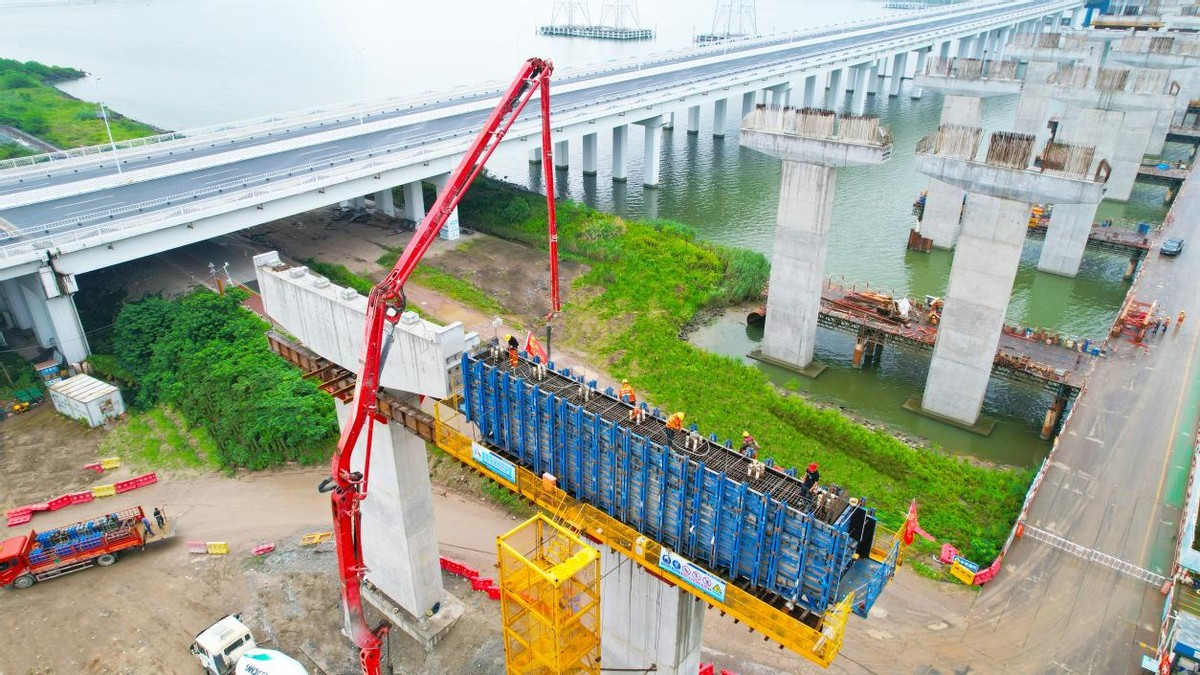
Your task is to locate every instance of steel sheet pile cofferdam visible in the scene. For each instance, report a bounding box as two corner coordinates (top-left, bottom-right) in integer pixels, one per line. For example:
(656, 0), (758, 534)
(461, 344), (898, 620)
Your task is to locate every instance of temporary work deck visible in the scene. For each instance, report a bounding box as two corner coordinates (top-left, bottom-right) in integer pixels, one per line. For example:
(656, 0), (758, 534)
(1137, 162), (1190, 186)
(1166, 125), (1200, 144)
(813, 281), (1091, 393)
(1026, 222), (1151, 258)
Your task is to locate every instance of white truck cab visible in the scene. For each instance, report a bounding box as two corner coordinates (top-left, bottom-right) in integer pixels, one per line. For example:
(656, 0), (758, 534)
(191, 615), (257, 675)
(191, 614), (309, 675)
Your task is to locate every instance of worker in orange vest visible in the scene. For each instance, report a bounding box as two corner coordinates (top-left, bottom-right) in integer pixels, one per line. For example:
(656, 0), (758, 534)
(664, 411), (685, 446)
(505, 334), (519, 368)
(618, 379), (636, 404)
(1179, 310), (1187, 331)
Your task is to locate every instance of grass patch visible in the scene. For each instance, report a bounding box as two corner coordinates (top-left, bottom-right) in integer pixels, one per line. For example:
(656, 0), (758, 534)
(0, 351), (42, 400)
(100, 405), (220, 472)
(0, 58), (159, 149)
(458, 177), (1030, 563)
(428, 445), (535, 517)
(377, 247), (507, 316)
(0, 140), (34, 159)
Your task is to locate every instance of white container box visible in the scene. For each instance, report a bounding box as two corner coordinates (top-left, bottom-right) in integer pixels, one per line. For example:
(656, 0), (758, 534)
(48, 374), (125, 427)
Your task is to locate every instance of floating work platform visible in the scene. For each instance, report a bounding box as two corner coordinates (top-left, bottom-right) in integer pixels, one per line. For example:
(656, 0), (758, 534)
(1166, 125), (1200, 145)
(1137, 162), (1189, 186)
(537, 25), (654, 40)
(753, 280), (1093, 395)
(1025, 222), (1152, 258)
(461, 344), (897, 618)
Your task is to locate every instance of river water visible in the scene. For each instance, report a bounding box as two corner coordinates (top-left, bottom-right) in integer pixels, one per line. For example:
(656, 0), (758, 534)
(4, 0), (1181, 465)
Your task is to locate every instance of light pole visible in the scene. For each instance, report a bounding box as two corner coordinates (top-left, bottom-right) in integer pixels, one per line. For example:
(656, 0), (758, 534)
(89, 74), (121, 175)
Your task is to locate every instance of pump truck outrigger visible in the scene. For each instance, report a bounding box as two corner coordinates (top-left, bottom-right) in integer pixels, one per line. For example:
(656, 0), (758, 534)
(316, 58), (561, 675)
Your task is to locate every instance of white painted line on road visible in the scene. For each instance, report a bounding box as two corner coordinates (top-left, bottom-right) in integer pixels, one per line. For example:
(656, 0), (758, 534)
(52, 195), (112, 210)
(189, 167), (241, 181)
(201, 173), (253, 187)
(296, 147), (336, 157)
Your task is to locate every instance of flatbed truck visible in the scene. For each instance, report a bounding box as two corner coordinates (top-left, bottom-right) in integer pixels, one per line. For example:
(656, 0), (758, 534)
(0, 505), (168, 589)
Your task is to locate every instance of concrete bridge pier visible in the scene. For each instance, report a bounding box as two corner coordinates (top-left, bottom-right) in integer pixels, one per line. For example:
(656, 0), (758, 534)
(741, 91), (756, 119)
(582, 132), (598, 176)
(740, 106), (891, 372)
(713, 98), (728, 138)
(914, 127), (1106, 426)
(911, 48), (930, 98)
(613, 124), (629, 182)
(374, 188), (395, 217)
(599, 545), (704, 675)
(803, 75), (819, 107)
(636, 116), (666, 187)
(766, 83), (791, 108)
(890, 52), (909, 97)
(0, 270), (90, 365)
(554, 139), (570, 171)
(867, 61), (882, 96)
(916, 96), (981, 249)
(686, 105), (701, 135)
(825, 68), (845, 110)
(402, 180), (425, 222)
(851, 65), (871, 114)
(429, 173), (461, 240)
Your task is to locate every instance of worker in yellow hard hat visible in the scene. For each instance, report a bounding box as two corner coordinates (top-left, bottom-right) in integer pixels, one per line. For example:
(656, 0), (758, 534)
(664, 411), (685, 446)
(739, 431), (759, 459)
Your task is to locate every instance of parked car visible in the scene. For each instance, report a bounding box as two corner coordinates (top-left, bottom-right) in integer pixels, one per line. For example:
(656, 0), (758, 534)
(1161, 238), (1185, 256)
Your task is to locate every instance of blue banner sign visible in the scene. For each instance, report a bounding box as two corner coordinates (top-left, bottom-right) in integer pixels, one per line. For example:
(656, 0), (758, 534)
(472, 442), (517, 484)
(658, 548), (727, 602)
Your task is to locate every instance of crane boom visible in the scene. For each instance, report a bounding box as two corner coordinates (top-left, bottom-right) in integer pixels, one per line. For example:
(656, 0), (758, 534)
(323, 58), (559, 675)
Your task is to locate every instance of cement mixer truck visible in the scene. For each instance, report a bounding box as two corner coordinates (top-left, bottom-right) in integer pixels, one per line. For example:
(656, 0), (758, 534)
(191, 615), (308, 675)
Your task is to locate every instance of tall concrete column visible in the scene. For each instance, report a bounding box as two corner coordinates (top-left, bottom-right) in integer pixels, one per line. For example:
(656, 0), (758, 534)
(825, 68), (845, 109)
(336, 400), (452, 636)
(912, 49), (930, 99)
(582, 132), (598, 176)
(713, 98), (728, 138)
(957, 35), (974, 58)
(18, 277), (54, 351)
(923, 194), (1029, 424)
(46, 293), (89, 365)
(2, 278), (32, 330)
(851, 66), (870, 113)
(429, 173), (460, 240)
(921, 96), (983, 249)
(686, 105), (701, 134)
(972, 31), (988, 59)
(599, 545), (704, 675)
(1037, 202), (1098, 276)
(867, 61), (881, 95)
(554, 139), (570, 170)
(1109, 109), (1157, 202)
(663, 112), (675, 130)
(528, 148), (541, 163)
(741, 108), (891, 371)
(940, 40), (953, 59)
(352, 196), (367, 210)
(374, 189), (395, 217)
(742, 91), (756, 118)
(890, 52), (908, 97)
(402, 181), (425, 222)
(638, 117), (665, 187)
(613, 124), (629, 182)
(803, 75), (818, 107)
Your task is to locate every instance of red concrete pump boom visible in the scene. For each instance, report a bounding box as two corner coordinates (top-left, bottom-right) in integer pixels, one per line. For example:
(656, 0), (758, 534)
(320, 58), (559, 675)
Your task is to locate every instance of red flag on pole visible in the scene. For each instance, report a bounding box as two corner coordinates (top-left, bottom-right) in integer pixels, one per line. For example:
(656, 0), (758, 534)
(525, 332), (548, 363)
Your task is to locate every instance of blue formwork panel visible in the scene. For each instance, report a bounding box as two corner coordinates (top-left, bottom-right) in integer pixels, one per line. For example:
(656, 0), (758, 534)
(461, 351), (889, 615)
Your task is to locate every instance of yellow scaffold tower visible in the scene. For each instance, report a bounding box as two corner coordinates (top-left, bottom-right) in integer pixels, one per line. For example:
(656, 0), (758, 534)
(497, 513), (601, 675)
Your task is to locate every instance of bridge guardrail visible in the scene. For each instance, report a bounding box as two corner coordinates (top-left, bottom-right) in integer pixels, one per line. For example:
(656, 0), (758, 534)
(0, 0), (1074, 248)
(0, 0), (1057, 177)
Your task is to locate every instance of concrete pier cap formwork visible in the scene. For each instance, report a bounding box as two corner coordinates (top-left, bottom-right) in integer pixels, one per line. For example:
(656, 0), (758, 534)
(253, 251), (477, 647)
(912, 127), (1106, 426)
(1108, 32), (1200, 128)
(1005, 31), (1105, 65)
(740, 106), (891, 374)
(913, 57), (1023, 250)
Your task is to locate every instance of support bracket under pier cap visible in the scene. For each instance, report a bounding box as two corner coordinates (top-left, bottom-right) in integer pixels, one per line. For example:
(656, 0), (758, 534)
(913, 57), (1023, 98)
(252, 251), (478, 399)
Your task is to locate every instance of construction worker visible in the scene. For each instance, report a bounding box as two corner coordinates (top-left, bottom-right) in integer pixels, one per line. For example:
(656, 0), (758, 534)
(664, 412), (685, 446)
(1179, 310), (1187, 331)
(505, 333), (519, 368)
(739, 431), (759, 460)
(801, 462), (820, 495)
(1163, 316), (1172, 333)
(619, 379), (636, 405)
(153, 507), (165, 530)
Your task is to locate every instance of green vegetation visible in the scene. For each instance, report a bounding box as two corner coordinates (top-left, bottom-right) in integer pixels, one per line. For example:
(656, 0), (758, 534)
(100, 406), (220, 472)
(0, 350), (41, 400)
(302, 258), (374, 295)
(428, 445), (535, 517)
(0, 141), (34, 159)
(459, 178), (1030, 563)
(0, 58), (158, 149)
(110, 290), (337, 469)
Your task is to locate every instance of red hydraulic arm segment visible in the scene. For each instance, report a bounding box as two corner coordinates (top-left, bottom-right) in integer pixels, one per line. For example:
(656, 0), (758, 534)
(323, 58), (559, 675)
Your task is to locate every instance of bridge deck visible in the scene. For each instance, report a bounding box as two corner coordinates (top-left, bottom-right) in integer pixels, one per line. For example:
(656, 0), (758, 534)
(813, 281), (1090, 391)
